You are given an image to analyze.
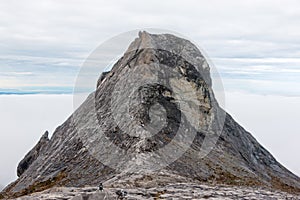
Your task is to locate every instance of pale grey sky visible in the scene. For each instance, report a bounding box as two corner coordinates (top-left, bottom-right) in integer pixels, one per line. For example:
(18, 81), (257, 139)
(0, 0), (300, 95)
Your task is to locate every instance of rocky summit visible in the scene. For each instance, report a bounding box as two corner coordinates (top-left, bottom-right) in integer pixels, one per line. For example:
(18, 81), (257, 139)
(1, 31), (299, 199)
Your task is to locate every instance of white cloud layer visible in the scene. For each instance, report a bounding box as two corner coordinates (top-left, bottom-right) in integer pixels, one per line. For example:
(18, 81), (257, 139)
(0, 95), (73, 187)
(225, 91), (300, 178)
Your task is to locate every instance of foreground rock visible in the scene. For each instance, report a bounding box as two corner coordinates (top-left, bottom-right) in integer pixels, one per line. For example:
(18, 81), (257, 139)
(13, 184), (300, 200)
(1, 31), (299, 199)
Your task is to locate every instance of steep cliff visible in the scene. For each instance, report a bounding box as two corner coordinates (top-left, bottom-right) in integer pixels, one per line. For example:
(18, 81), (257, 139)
(1, 31), (299, 199)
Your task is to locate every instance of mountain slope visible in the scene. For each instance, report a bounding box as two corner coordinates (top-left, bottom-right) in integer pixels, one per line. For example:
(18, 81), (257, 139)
(1, 31), (299, 199)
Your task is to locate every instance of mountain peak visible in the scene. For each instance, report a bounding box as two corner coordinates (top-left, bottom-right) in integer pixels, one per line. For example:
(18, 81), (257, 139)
(1, 32), (299, 199)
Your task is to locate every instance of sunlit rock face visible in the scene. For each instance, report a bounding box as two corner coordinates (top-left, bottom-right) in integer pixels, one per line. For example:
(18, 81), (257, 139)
(1, 31), (299, 199)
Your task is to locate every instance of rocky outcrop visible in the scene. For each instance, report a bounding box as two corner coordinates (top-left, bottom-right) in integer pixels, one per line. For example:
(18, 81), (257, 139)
(1, 31), (300, 199)
(13, 184), (300, 200)
(17, 131), (50, 177)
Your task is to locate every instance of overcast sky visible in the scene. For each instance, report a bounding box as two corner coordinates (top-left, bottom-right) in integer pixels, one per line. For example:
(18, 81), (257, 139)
(0, 0), (300, 96)
(0, 0), (299, 189)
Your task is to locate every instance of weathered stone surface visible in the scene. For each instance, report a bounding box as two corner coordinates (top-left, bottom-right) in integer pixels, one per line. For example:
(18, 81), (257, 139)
(12, 184), (300, 200)
(1, 31), (299, 199)
(17, 131), (50, 177)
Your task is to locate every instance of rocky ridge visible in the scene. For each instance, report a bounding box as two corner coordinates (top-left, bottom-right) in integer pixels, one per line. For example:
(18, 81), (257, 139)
(1, 31), (299, 199)
(17, 131), (50, 177)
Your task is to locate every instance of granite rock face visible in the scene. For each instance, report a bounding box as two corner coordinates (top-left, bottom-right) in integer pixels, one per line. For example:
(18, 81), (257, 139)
(17, 131), (50, 177)
(13, 184), (300, 200)
(1, 31), (300, 199)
